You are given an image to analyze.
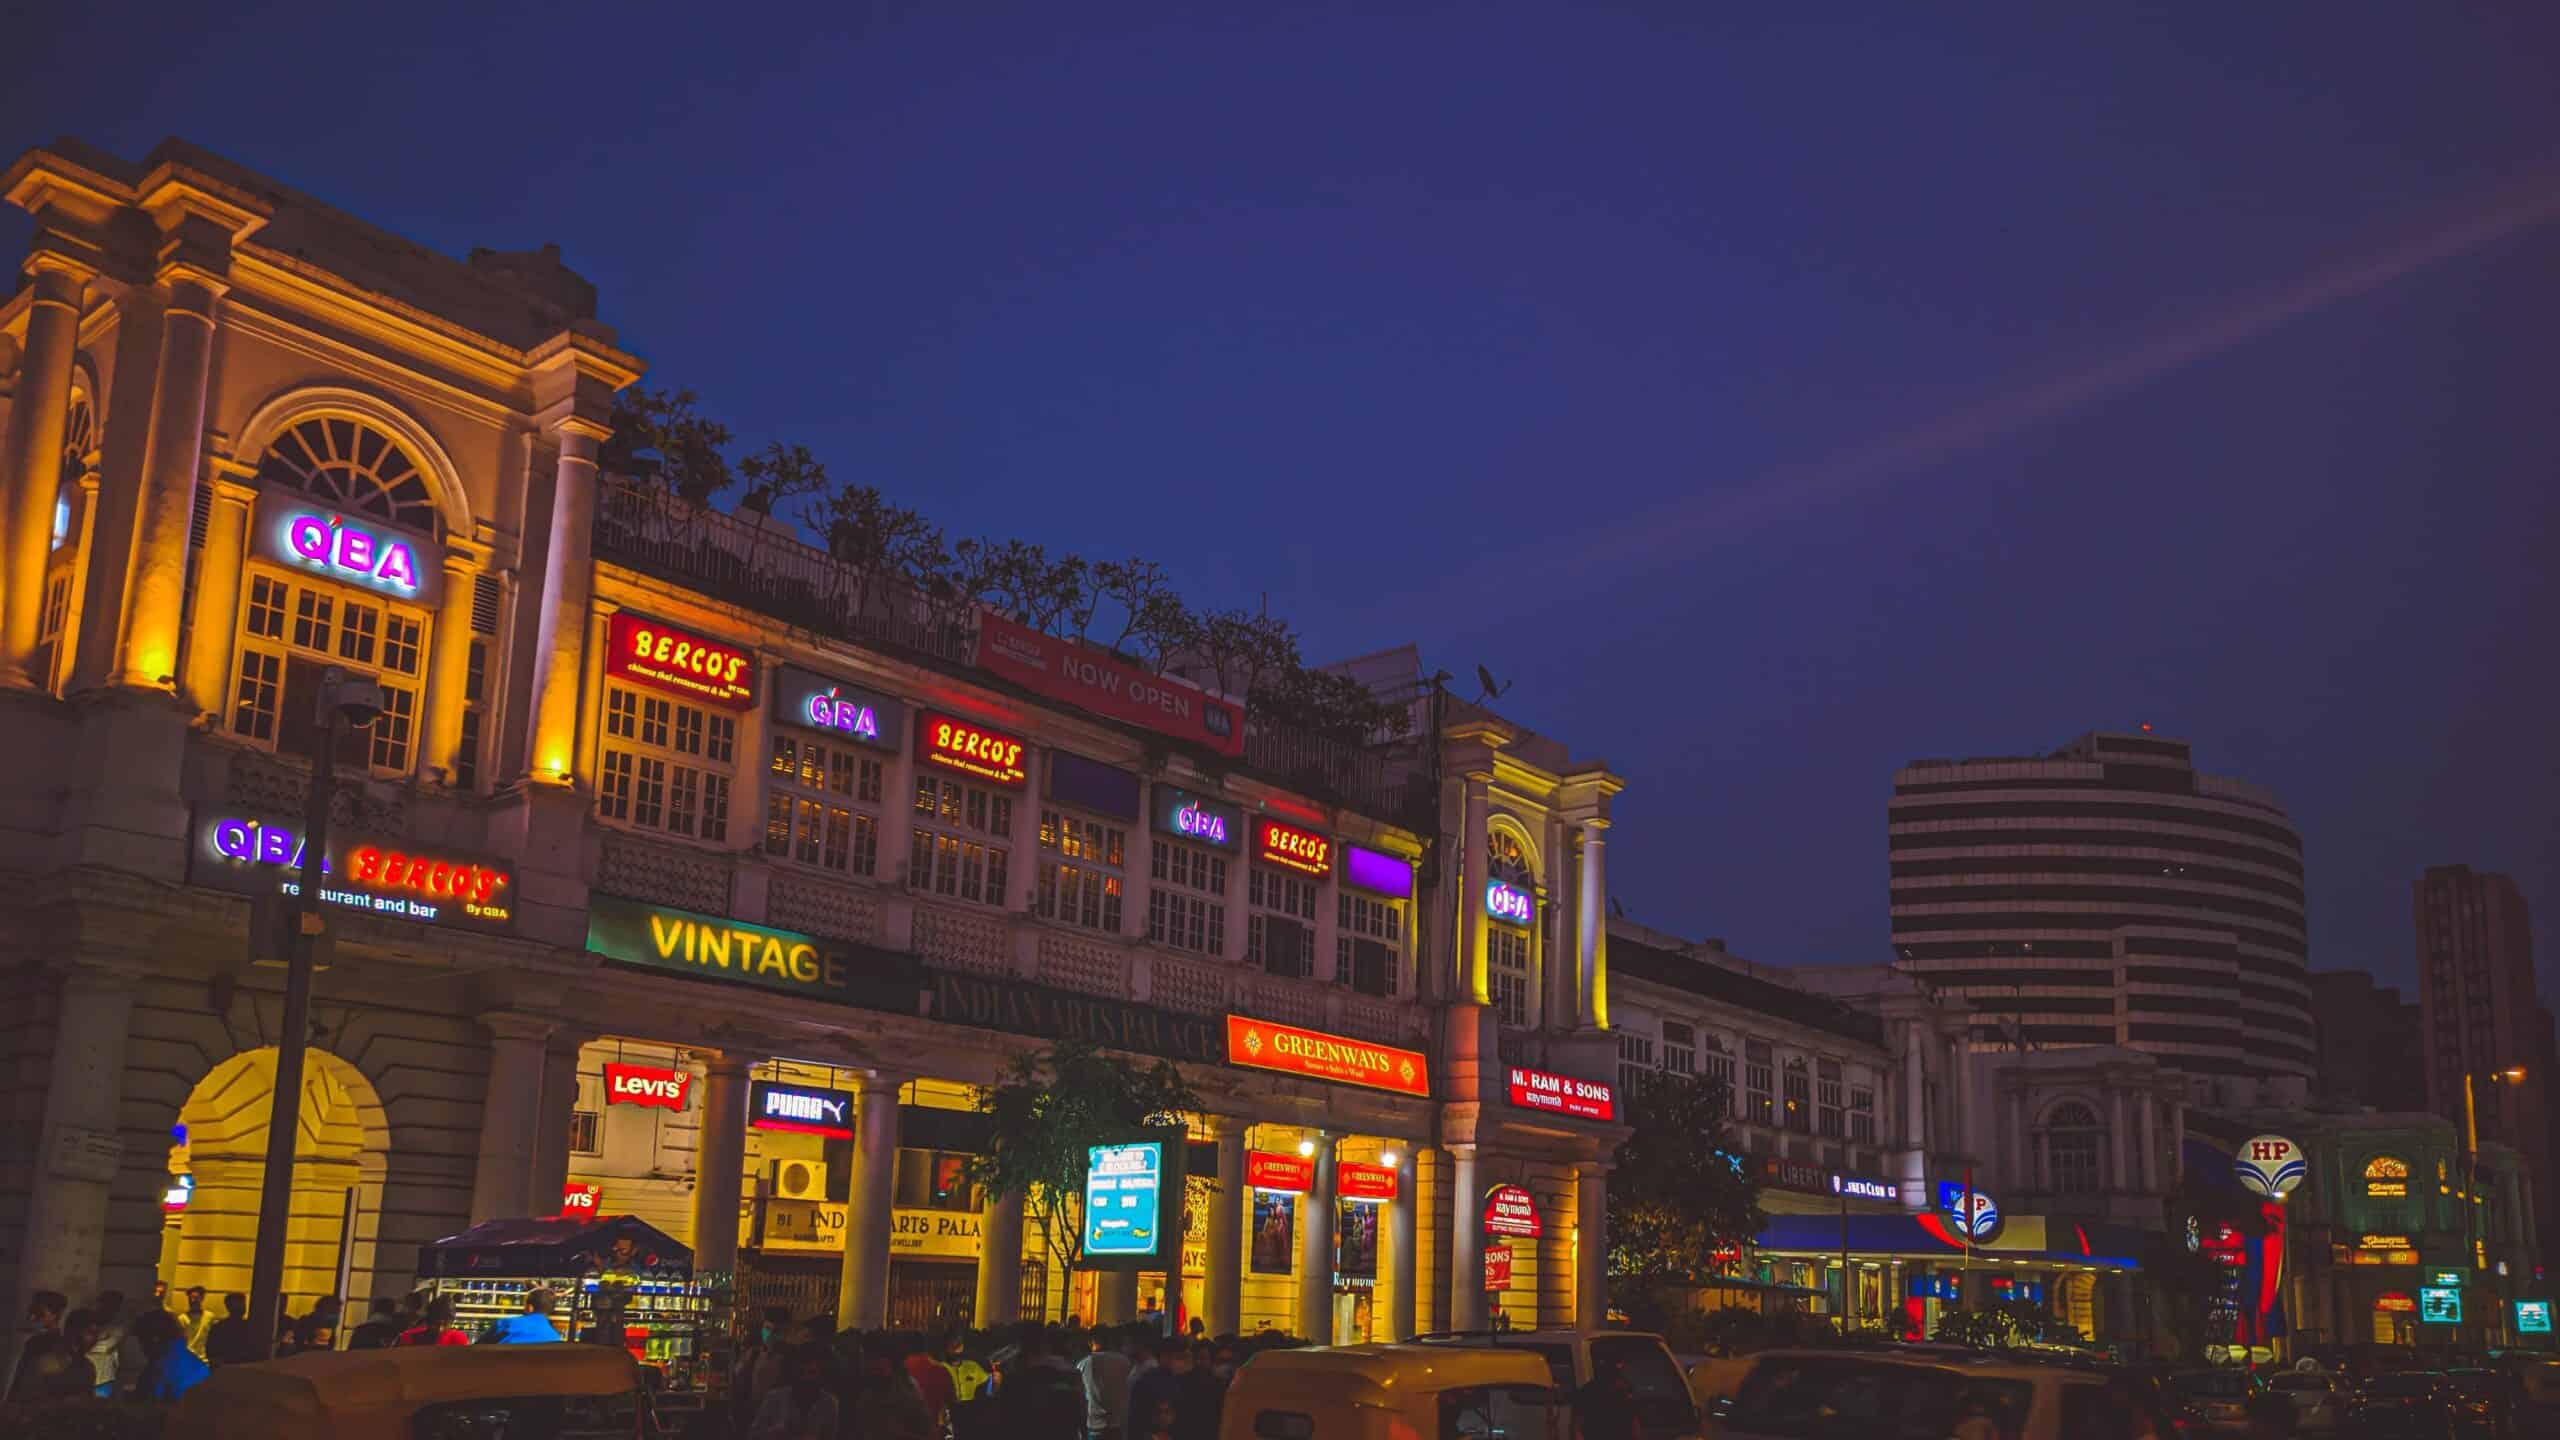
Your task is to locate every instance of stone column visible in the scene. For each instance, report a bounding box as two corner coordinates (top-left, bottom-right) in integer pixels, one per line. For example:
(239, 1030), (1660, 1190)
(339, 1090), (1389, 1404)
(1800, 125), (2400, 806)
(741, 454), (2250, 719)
(529, 1038), (583, 1213)
(1459, 776), (1492, 1002)
(973, 1189), (1025, 1329)
(419, 544), (483, 786)
(837, 1075), (901, 1330)
(2138, 1094), (2159, 1194)
(0, 258), (91, 689)
(116, 273), (223, 691)
(1387, 1149), (1418, 1340)
(1951, 1031), (1974, 1148)
(1903, 1022), (1927, 1151)
(524, 423), (603, 782)
(692, 1055), (749, 1276)
(10, 966), (136, 1318)
(178, 470), (256, 718)
(1576, 1162), (1609, 1331)
(1094, 1268), (1136, 1326)
(468, 1015), (553, 1222)
(1204, 1122), (1245, 1337)
(2006, 1088), (2029, 1193)
(1122, 779), (1154, 941)
(1295, 1135), (1337, 1342)
(2109, 1088), (2129, 1193)
(1545, 812), (1576, 1027)
(1575, 820), (1609, 1027)
(1448, 1145), (1486, 1332)
(2170, 1103), (2186, 1185)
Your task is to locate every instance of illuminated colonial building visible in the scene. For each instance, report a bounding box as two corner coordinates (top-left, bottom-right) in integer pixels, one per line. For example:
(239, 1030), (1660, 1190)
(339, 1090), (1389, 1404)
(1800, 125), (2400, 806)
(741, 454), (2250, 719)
(0, 139), (1629, 1347)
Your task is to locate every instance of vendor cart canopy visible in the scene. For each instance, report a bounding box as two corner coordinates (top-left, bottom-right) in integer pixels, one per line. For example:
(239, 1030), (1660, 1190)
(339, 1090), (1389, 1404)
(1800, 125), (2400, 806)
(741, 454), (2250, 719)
(417, 1214), (692, 1279)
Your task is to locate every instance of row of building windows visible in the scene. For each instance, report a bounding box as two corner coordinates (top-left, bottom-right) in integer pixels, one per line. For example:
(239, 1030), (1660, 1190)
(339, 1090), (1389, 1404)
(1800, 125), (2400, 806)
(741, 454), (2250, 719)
(1623, 1027), (1876, 1140)
(1888, 853), (2305, 905)
(1886, 796), (2303, 851)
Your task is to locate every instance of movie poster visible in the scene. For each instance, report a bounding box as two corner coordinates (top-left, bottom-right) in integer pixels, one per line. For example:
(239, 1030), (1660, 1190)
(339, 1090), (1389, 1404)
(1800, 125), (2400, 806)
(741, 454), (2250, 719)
(1334, 1199), (1379, 1286)
(1251, 1191), (1295, 1274)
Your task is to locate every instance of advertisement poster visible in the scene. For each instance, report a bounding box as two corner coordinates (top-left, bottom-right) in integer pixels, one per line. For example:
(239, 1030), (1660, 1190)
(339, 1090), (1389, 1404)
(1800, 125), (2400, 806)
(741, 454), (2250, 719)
(1084, 1141), (1166, 1260)
(1251, 1191), (1296, 1275)
(1335, 1199), (1379, 1286)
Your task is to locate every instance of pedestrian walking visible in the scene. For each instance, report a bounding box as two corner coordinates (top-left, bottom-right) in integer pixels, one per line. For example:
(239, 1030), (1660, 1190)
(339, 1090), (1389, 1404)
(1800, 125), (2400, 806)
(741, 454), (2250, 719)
(202, 1293), (264, 1366)
(133, 1310), (211, 1400)
(394, 1297), (471, 1347)
(348, 1297), (404, 1350)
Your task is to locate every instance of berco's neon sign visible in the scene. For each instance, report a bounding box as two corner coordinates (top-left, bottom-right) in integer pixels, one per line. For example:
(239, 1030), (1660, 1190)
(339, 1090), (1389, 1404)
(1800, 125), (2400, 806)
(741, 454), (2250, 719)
(605, 613), (756, 709)
(1256, 819), (1331, 878)
(258, 504), (437, 603)
(919, 712), (1027, 786)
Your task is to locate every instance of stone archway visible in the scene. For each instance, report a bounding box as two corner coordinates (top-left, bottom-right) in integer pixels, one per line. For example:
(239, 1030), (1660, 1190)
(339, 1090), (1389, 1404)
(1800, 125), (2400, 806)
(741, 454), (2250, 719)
(162, 1047), (391, 1312)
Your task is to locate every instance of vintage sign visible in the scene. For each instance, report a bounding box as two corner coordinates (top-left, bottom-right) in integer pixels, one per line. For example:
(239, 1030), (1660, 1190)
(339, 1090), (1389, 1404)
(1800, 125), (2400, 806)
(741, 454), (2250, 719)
(750, 1080), (856, 1140)
(605, 1064), (690, 1111)
(1485, 1241), (1513, 1291)
(604, 612), (755, 709)
(1085, 1141), (1169, 1260)
(772, 664), (906, 750)
(1245, 1152), (1314, 1194)
(190, 812), (515, 931)
(975, 611), (1244, 757)
(1506, 1066), (1615, 1122)
(1227, 1016), (1427, 1096)
(1151, 786), (1240, 847)
(560, 1182), (602, 1217)
(1254, 819), (1332, 878)
(1483, 1183), (1542, 1238)
(2233, 1134), (2306, 1198)
(257, 502), (436, 603)
(1344, 845), (1414, 899)
(929, 970), (1223, 1065)
(1485, 879), (1535, 926)
(918, 711), (1028, 786)
(1338, 1162), (1398, 1203)
(589, 895), (918, 1012)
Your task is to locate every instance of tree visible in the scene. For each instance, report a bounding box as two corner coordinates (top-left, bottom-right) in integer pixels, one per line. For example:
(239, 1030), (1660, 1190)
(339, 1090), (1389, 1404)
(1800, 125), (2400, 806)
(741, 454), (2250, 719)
(1606, 1070), (1762, 1328)
(1251, 663), (1412, 744)
(1087, 558), (1187, 663)
(962, 1040), (1204, 1276)
(602, 386), (734, 504)
(802, 480), (943, 618)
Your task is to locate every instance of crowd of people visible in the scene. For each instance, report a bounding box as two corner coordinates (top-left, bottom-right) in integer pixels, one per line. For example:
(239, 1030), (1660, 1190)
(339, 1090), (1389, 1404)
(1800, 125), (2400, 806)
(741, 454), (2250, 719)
(728, 1314), (1254, 1440)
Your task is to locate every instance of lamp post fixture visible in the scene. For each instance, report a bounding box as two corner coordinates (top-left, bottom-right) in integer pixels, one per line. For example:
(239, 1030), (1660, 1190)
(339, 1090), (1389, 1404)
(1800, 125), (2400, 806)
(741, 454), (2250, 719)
(2460, 1065), (2525, 1345)
(245, 666), (385, 1357)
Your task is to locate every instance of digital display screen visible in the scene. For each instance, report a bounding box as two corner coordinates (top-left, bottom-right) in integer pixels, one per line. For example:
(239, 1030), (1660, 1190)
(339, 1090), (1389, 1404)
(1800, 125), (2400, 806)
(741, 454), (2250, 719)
(1084, 1141), (1165, 1258)
(2419, 1287), (2462, 1324)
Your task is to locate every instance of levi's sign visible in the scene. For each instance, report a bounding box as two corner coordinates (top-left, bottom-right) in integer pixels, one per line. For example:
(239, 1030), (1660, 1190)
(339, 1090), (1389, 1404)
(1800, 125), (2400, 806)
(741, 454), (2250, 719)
(604, 613), (755, 709)
(1227, 1015), (1427, 1095)
(1506, 1066), (1615, 1122)
(975, 611), (1243, 757)
(188, 812), (514, 931)
(604, 1064), (690, 1110)
(256, 501), (436, 603)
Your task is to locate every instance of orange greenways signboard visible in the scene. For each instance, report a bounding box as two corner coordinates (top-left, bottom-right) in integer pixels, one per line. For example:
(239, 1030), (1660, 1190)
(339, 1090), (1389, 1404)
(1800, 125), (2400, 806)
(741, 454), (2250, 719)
(1225, 1016), (1428, 1096)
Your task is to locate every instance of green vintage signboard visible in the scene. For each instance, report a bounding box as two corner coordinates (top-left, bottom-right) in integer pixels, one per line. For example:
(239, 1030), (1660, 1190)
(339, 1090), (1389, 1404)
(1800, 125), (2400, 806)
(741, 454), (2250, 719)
(587, 894), (917, 1011)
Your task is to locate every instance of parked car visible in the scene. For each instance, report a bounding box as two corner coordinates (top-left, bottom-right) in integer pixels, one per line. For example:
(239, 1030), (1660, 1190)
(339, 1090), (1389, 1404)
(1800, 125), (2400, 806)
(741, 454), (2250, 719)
(2343, 1370), (2458, 1439)
(2438, 1368), (2517, 1437)
(1411, 1329), (1701, 1440)
(1703, 1347), (2183, 1440)
(2165, 1369), (2260, 1436)
(2268, 1370), (2342, 1434)
(1220, 1344), (1567, 1440)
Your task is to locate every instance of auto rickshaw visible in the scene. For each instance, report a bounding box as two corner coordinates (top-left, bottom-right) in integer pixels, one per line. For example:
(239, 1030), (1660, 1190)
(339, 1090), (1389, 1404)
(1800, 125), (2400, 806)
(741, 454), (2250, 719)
(1218, 1343), (1568, 1440)
(168, 1342), (657, 1440)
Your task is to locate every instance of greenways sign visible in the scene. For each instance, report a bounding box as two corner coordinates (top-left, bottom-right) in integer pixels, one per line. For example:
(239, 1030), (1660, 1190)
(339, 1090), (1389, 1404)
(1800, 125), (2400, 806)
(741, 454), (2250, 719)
(587, 895), (918, 1012)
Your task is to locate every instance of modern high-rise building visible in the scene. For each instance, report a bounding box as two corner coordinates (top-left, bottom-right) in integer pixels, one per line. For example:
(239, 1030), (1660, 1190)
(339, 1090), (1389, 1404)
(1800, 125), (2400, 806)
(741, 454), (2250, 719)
(2414, 865), (2550, 1234)
(1888, 731), (2313, 1094)
(2309, 969), (2425, 1110)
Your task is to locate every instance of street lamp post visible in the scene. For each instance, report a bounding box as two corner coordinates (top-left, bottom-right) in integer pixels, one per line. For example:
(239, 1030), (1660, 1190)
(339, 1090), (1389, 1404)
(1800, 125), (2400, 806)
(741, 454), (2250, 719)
(2460, 1066), (2525, 1346)
(245, 667), (384, 1357)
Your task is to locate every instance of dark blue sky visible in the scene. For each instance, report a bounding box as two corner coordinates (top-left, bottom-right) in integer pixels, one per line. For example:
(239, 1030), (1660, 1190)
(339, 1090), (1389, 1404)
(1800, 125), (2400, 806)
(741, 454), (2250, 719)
(13, 4), (2555, 992)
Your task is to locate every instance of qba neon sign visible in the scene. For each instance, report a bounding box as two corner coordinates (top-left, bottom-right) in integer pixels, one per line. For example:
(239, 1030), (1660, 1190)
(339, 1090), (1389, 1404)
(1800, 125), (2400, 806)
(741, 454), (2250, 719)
(806, 687), (881, 741)
(1172, 801), (1229, 845)
(1486, 879), (1534, 925)
(263, 506), (435, 602)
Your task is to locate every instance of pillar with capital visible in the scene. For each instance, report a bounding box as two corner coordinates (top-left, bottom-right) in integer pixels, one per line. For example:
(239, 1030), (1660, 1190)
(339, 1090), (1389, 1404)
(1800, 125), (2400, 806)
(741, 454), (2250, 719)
(116, 270), (224, 690)
(973, 1188), (1025, 1329)
(1448, 1145), (1486, 1332)
(419, 542), (486, 786)
(525, 421), (604, 782)
(178, 467), (257, 718)
(468, 1014), (553, 1223)
(0, 256), (92, 688)
(1387, 1146), (1419, 1340)
(1575, 819), (1609, 1027)
(693, 1056), (749, 1277)
(837, 1075), (902, 1331)
(1204, 1121), (1245, 1337)
(1459, 774), (1492, 1002)
(1295, 1134), (1338, 1342)
(1576, 1161), (1610, 1331)
(9, 966), (137, 1321)
(529, 1036), (585, 1216)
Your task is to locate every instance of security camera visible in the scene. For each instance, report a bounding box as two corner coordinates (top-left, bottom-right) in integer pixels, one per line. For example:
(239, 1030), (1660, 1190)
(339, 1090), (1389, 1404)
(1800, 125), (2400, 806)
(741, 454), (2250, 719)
(316, 667), (388, 729)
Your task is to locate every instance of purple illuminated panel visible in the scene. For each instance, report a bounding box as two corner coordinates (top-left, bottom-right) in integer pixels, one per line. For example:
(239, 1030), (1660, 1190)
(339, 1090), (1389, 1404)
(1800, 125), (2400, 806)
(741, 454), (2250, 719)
(1344, 844), (1413, 899)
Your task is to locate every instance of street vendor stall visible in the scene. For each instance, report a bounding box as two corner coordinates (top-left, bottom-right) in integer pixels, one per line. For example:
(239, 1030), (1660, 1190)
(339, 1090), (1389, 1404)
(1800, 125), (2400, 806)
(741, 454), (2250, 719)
(416, 1215), (717, 1395)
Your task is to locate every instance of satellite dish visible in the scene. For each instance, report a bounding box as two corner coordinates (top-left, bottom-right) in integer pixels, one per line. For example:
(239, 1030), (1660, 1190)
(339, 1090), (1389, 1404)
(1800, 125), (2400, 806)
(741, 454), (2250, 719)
(1474, 664), (1511, 702)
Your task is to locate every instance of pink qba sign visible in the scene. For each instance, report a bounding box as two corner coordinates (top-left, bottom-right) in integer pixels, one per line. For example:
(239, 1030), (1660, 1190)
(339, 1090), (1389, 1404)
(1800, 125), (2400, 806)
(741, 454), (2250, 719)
(263, 504), (437, 603)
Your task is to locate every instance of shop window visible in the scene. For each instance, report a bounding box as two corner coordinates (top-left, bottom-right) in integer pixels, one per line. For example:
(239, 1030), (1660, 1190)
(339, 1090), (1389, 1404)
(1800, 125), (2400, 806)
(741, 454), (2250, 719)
(1744, 1040), (1774, 1126)
(1248, 865), (1318, 979)
(1849, 1082), (1877, 1144)
(255, 414), (439, 530)
(1337, 892), (1403, 997)
(1661, 1022), (1697, 1076)
(2042, 1102), (2106, 1194)
(229, 569), (429, 775)
(1616, 1032), (1655, 1092)
(1149, 839), (1227, 957)
(910, 775), (1012, 907)
(1486, 824), (1538, 1025)
(597, 681), (736, 842)
(568, 1110), (601, 1157)
(1035, 809), (1124, 932)
(1783, 1058), (1811, 1135)
(893, 1148), (977, 1212)
(33, 570), (70, 691)
(766, 735), (883, 879)
(1817, 1058), (1844, 1138)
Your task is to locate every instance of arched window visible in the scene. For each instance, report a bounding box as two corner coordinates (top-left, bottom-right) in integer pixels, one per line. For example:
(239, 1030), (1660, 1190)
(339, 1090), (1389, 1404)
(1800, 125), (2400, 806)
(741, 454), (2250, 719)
(256, 415), (438, 532)
(1485, 823), (1537, 1026)
(2043, 1102), (2106, 1194)
(2363, 1155), (2409, 1199)
(53, 389), (93, 552)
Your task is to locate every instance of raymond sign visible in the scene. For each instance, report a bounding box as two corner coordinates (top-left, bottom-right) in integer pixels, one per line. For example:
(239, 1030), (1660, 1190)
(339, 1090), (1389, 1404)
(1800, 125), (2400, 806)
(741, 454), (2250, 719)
(1484, 1184), (1543, 1238)
(1246, 1152), (1314, 1194)
(604, 1064), (689, 1110)
(1339, 1162), (1399, 1203)
(1227, 1016), (1428, 1096)
(560, 1182), (602, 1218)
(605, 613), (755, 709)
(976, 611), (1243, 757)
(1506, 1066), (1615, 1122)
(1485, 1242), (1513, 1292)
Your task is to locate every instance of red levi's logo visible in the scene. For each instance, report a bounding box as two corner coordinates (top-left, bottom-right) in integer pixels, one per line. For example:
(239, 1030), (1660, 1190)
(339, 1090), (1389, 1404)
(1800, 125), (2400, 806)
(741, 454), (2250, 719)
(604, 1063), (690, 1110)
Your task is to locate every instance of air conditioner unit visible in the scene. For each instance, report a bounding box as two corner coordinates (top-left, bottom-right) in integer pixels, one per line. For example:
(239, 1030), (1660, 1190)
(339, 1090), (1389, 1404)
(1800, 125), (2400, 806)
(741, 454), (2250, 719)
(770, 1158), (828, 1203)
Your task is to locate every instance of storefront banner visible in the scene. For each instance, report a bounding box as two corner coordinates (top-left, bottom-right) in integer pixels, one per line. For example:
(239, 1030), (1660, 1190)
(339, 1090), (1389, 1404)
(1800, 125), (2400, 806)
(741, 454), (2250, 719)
(1227, 1016), (1426, 1096)
(2419, 1287), (2461, 1324)
(1506, 1066), (1614, 1122)
(764, 1202), (987, 1259)
(1152, 786), (1241, 847)
(1084, 1141), (1169, 1260)
(589, 895), (919, 1012)
(918, 710), (1028, 787)
(1245, 1152), (1314, 1194)
(1830, 1174), (1896, 1202)
(1254, 819), (1332, 878)
(1335, 1199), (1379, 1287)
(929, 970), (1224, 1065)
(1338, 1162), (1398, 1203)
(2374, 1292), (2416, 1314)
(771, 664), (905, 750)
(188, 811), (516, 932)
(561, 1182), (602, 1217)
(604, 1064), (690, 1110)
(604, 612), (755, 709)
(1484, 1242), (1513, 1292)
(254, 499), (438, 604)
(1343, 845), (1414, 899)
(975, 611), (1244, 757)
(1484, 1184), (1542, 1238)
(749, 1080), (856, 1139)
(2517, 1300), (2552, 1334)
(1250, 1192), (1295, 1275)
(1486, 879), (1534, 927)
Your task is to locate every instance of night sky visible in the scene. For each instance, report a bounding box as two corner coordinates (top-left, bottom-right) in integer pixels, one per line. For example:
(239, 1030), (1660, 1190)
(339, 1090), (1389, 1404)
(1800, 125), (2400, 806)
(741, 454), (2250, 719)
(10, 5), (2555, 993)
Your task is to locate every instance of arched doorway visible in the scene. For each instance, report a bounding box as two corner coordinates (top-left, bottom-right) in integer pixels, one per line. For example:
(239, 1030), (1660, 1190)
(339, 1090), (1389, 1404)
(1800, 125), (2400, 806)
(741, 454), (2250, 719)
(2057, 1271), (2099, 1341)
(160, 1048), (390, 1313)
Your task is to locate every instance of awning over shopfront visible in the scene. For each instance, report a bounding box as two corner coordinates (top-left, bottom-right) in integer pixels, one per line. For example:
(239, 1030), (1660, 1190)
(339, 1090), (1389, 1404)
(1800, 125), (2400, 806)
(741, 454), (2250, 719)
(1754, 1213), (2145, 1270)
(419, 1215), (693, 1279)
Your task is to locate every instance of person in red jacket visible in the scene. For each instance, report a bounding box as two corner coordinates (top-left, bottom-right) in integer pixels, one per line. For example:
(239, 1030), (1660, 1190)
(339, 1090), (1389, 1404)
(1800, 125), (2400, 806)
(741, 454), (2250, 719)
(394, 1297), (472, 1346)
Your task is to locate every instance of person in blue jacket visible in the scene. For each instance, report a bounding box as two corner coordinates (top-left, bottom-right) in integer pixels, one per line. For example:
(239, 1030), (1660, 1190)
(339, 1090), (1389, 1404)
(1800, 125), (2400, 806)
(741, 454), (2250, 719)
(484, 1287), (565, 1343)
(133, 1310), (210, 1400)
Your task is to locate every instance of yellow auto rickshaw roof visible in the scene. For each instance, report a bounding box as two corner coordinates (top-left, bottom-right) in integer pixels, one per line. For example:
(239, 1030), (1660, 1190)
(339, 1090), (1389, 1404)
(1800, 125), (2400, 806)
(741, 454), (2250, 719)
(1235, 1343), (1558, 1405)
(169, 1343), (644, 1440)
